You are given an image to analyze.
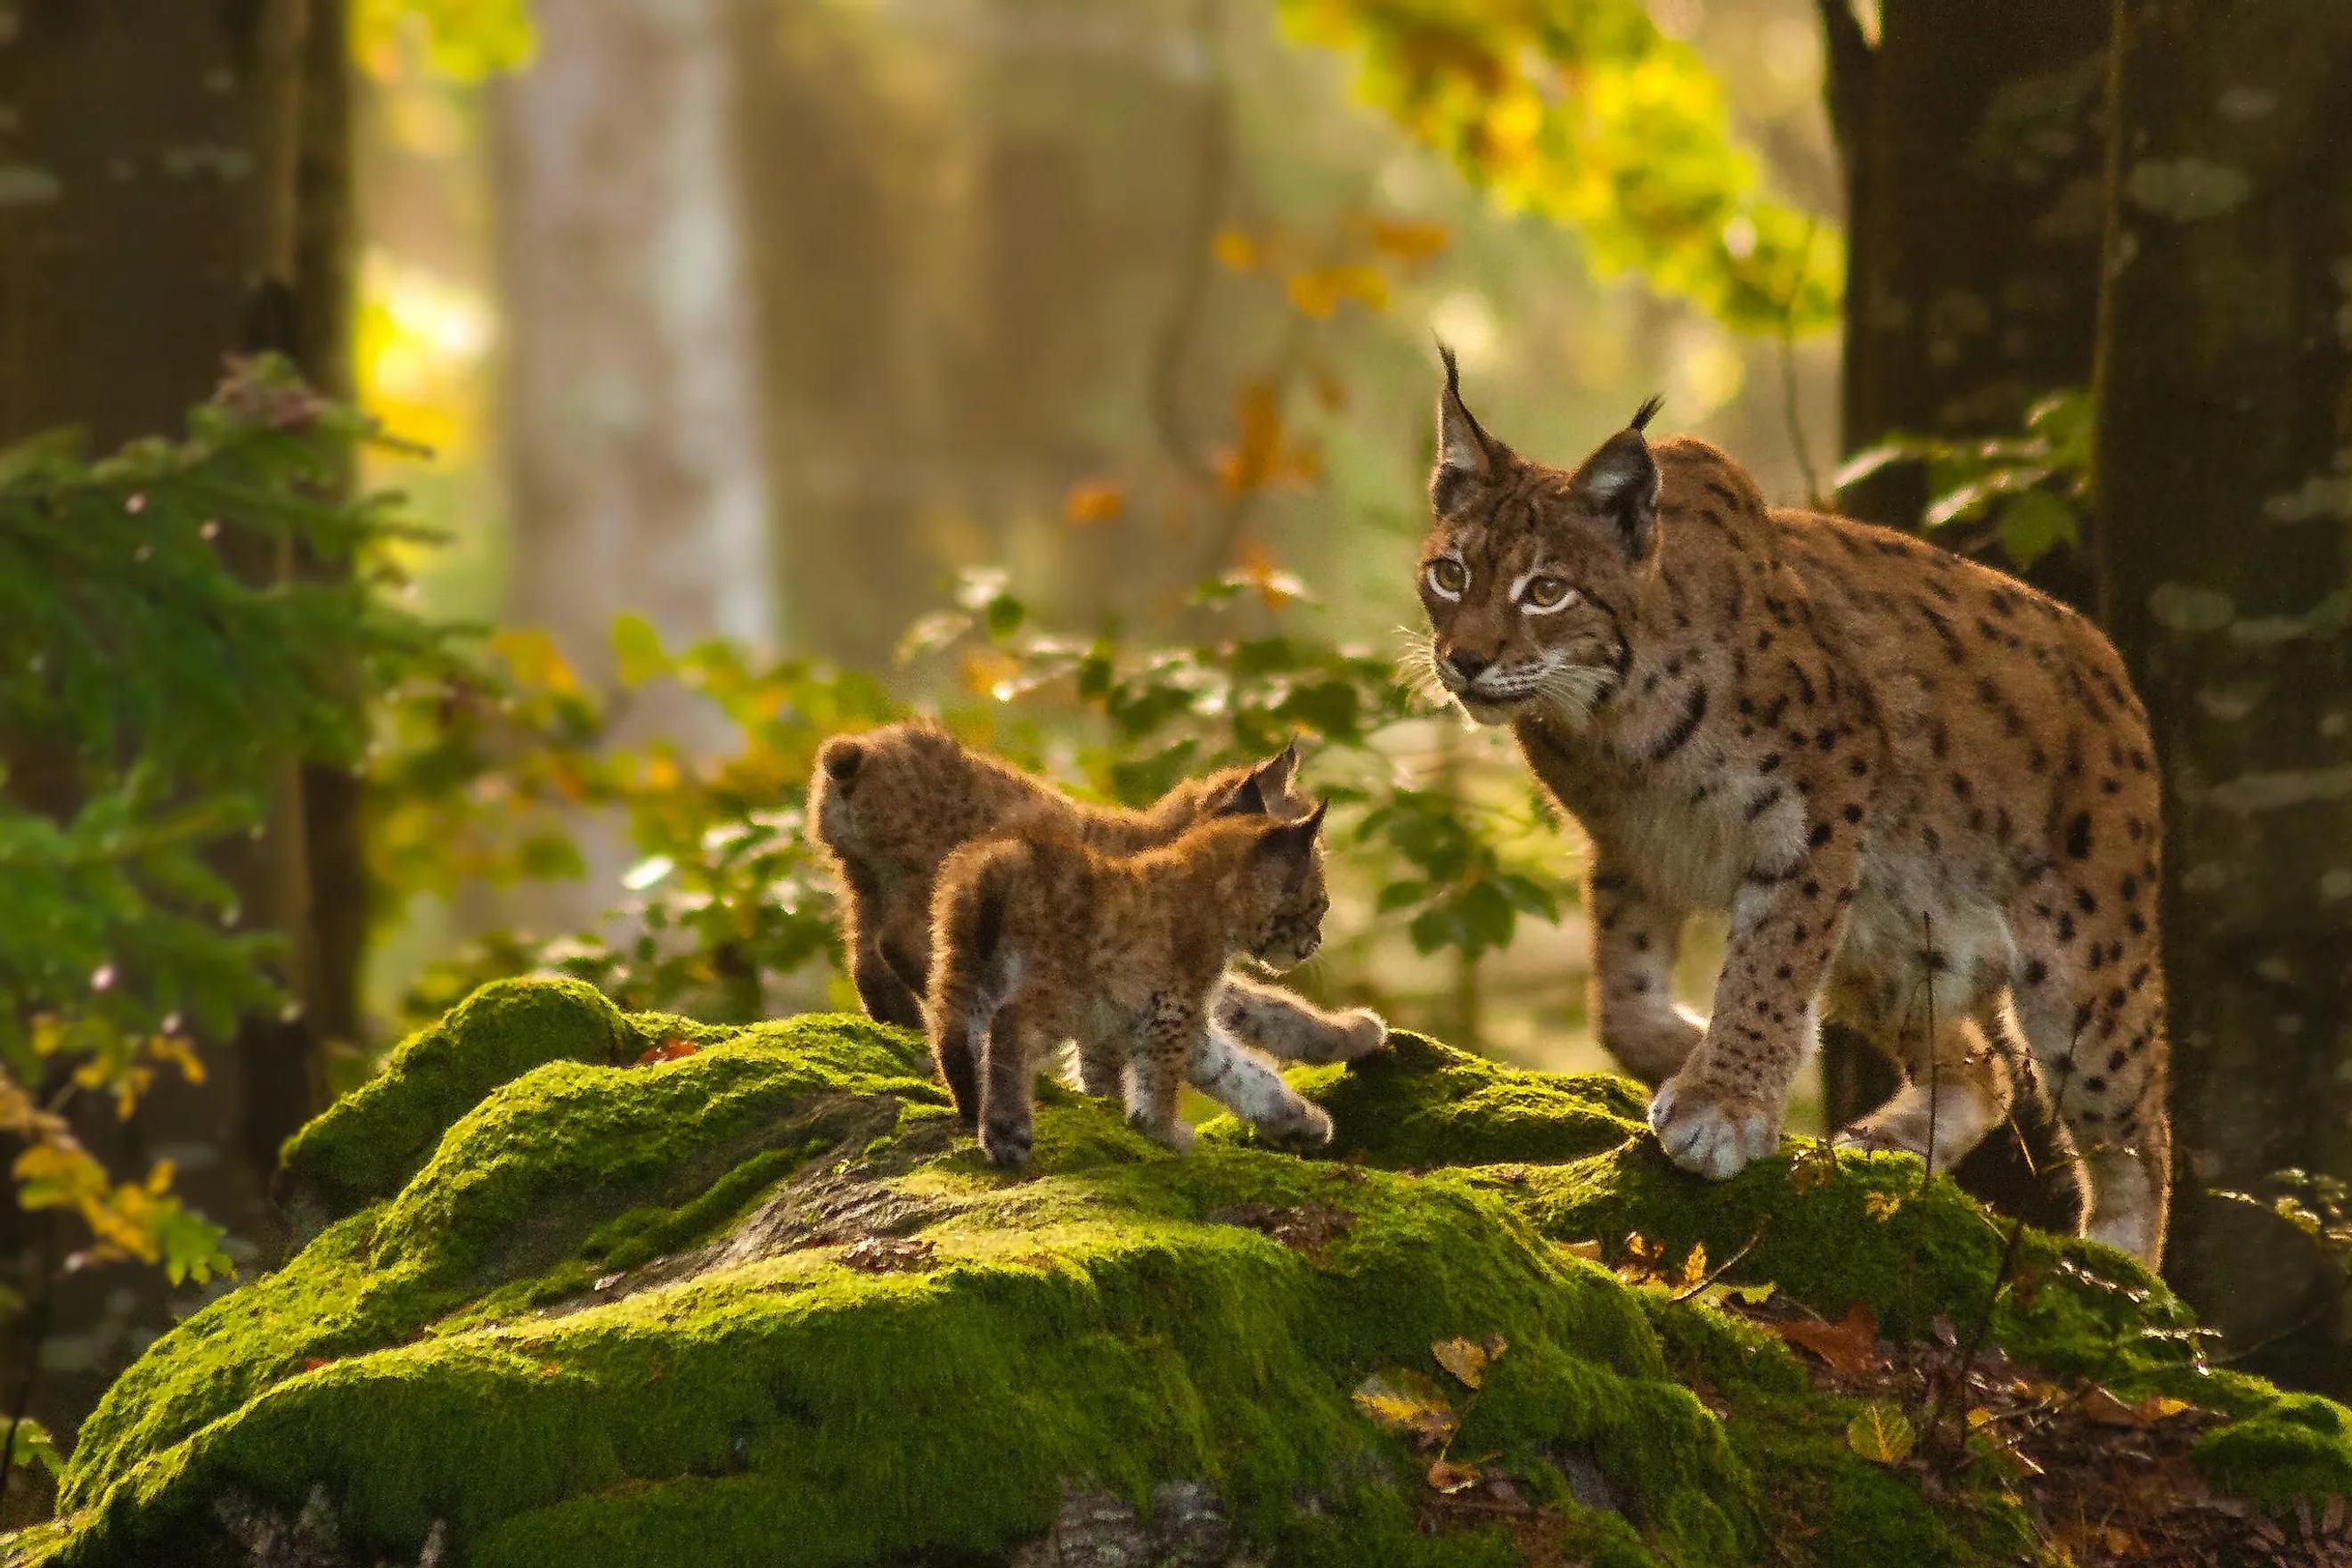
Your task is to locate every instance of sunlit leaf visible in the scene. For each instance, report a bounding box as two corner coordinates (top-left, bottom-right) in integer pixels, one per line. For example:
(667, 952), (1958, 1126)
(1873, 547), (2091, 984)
(1425, 1457), (1482, 1494)
(1847, 1403), (1915, 1466)
(1352, 1368), (1458, 1449)
(1433, 1335), (1503, 1389)
(1773, 1303), (1882, 1378)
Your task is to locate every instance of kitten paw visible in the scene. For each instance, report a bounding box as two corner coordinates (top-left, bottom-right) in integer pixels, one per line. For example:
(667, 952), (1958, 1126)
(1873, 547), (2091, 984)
(1335, 1009), (1390, 1060)
(1260, 1102), (1335, 1147)
(981, 1116), (1033, 1169)
(1648, 1076), (1778, 1180)
(1130, 1113), (1196, 1155)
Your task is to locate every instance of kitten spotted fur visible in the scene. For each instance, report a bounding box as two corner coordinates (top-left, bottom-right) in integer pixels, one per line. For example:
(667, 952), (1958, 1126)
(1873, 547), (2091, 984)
(809, 723), (1384, 1131)
(927, 801), (1335, 1167)
(1414, 352), (2171, 1264)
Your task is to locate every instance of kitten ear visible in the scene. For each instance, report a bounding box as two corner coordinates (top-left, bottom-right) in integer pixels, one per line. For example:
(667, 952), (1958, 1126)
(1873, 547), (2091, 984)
(1254, 799), (1328, 866)
(1433, 345), (1511, 516)
(1250, 742), (1301, 803)
(1216, 773), (1270, 818)
(1572, 396), (1665, 560)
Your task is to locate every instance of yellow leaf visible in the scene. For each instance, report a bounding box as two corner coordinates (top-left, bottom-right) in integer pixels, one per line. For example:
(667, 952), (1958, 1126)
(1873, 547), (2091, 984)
(1285, 264), (1389, 319)
(1425, 1457), (1482, 1494)
(1213, 227), (1260, 271)
(1433, 1337), (1490, 1389)
(1676, 1242), (1708, 1292)
(1846, 1403), (1915, 1466)
(1360, 216), (1450, 263)
(1864, 1190), (1904, 1223)
(1063, 479), (1125, 526)
(1352, 1369), (1458, 1450)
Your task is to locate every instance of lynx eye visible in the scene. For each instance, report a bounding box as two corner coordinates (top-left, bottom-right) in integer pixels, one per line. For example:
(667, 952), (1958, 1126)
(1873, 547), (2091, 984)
(1523, 576), (1576, 610)
(1426, 559), (1467, 598)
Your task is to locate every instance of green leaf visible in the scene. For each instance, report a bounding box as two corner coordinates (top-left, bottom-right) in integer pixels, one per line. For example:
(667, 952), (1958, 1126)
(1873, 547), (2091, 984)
(1995, 490), (2080, 570)
(7, 1417), (64, 1480)
(1846, 1403), (1915, 1466)
(984, 594), (1027, 641)
(1457, 879), (1515, 954)
(1108, 740), (1199, 809)
(1408, 906), (1458, 957)
(1276, 680), (1360, 741)
(612, 614), (668, 688)
(1491, 872), (1560, 922)
(1376, 880), (1427, 915)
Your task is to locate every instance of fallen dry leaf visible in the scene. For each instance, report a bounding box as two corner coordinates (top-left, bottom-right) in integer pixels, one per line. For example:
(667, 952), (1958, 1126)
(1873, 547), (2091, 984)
(1353, 1368), (1458, 1450)
(1426, 1457), (1482, 1495)
(1772, 1303), (1883, 1378)
(1559, 1239), (1605, 1262)
(1433, 1335), (1505, 1390)
(633, 1037), (699, 1066)
(1846, 1402), (1915, 1466)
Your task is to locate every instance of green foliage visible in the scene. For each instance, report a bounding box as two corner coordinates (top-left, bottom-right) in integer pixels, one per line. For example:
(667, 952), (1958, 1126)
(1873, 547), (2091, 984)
(0, 356), (452, 1277)
(354, 0), (535, 79)
(377, 560), (1566, 1040)
(1833, 390), (2094, 570)
(1279, 0), (1842, 334)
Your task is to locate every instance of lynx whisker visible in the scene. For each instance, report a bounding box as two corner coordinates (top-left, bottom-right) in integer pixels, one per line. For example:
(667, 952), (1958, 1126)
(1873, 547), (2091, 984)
(1534, 662), (1616, 727)
(1392, 626), (1451, 708)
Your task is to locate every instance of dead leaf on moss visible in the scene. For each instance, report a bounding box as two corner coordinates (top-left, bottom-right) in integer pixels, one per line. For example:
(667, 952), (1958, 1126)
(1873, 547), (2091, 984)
(2079, 1387), (2196, 1428)
(1426, 1457), (1482, 1495)
(1771, 1303), (1882, 1378)
(1558, 1238), (1604, 1262)
(1352, 1368), (1458, 1450)
(633, 1037), (698, 1066)
(1205, 1200), (1354, 1262)
(1433, 1335), (1506, 1389)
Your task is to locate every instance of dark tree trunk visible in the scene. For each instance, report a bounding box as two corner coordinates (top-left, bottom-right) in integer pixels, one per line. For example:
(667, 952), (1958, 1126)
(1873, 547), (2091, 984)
(0, 0), (349, 1471)
(2094, 0), (2352, 1393)
(1815, 0), (2112, 1230)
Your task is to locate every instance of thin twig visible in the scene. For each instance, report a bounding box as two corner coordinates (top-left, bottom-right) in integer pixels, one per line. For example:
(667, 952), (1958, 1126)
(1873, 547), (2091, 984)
(1926, 1213), (2027, 1444)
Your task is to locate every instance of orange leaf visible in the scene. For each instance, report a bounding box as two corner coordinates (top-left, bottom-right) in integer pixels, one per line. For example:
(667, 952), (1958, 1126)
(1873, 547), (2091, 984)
(2079, 1387), (2196, 1427)
(1425, 1457), (1482, 1495)
(1063, 479), (1124, 526)
(1360, 216), (1450, 263)
(303, 1357), (331, 1373)
(1213, 227), (1260, 271)
(633, 1037), (699, 1066)
(1433, 1336), (1492, 1389)
(1772, 1303), (1882, 1378)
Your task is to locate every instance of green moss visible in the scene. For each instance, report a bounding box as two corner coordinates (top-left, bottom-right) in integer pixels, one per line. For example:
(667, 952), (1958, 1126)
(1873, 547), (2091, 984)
(2193, 1392), (2352, 1511)
(48, 983), (2352, 1567)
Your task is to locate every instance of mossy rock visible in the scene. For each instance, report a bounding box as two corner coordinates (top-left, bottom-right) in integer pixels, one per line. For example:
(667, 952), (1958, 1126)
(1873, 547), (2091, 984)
(37, 985), (2352, 1567)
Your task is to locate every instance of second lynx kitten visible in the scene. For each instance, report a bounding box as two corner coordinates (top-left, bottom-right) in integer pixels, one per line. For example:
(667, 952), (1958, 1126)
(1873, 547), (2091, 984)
(809, 723), (1386, 1123)
(927, 799), (1335, 1167)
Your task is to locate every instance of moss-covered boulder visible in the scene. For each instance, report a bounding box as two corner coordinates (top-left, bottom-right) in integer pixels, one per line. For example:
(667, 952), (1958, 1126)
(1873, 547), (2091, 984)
(35, 983), (2352, 1567)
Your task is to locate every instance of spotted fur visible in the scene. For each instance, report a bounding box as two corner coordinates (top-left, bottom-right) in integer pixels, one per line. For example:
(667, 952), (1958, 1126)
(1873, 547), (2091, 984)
(927, 804), (1335, 1167)
(809, 723), (1384, 1129)
(1411, 351), (2171, 1264)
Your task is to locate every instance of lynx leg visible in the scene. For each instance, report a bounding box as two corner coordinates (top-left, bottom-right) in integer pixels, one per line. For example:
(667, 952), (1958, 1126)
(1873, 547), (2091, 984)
(841, 881), (927, 1030)
(1587, 866), (1703, 1084)
(1832, 1011), (2014, 1175)
(1212, 973), (1386, 1063)
(1073, 1037), (1124, 1098)
(2008, 928), (2171, 1265)
(1188, 1025), (1332, 1146)
(1125, 992), (1204, 1155)
(978, 1000), (1043, 1168)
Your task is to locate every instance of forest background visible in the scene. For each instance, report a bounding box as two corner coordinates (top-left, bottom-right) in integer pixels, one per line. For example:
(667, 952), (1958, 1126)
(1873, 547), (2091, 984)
(0, 0), (2344, 1526)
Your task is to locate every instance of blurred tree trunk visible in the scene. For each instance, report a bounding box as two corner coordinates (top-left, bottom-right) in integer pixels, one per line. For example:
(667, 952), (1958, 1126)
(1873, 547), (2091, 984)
(1815, 0), (2110, 1229)
(2094, 0), (2352, 1392)
(492, 0), (776, 934)
(0, 0), (349, 1472)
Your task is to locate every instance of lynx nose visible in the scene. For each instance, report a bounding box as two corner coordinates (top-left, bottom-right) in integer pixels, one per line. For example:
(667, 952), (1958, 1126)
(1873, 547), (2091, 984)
(1447, 649), (1492, 682)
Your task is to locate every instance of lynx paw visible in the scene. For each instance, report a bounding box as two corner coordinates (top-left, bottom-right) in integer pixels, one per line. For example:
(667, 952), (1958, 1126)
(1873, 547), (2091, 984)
(1648, 1075), (1778, 1180)
(1335, 1009), (1390, 1061)
(1258, 1101), (1335, 1147)
(1832, 1117), (1929, 1160)
(981, 1114), (1033, 1169)
(1131, 1111), (1196, 1155)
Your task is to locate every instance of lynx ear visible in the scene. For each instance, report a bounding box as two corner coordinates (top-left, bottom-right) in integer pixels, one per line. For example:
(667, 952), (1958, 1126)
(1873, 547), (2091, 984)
(1433, 345), (1510, 516)
(1216, 773), (1270, 818)
(1250, 742), (1301, 802)
(1572, 396), (1664, 560)
(1254, 799), (1328, 866)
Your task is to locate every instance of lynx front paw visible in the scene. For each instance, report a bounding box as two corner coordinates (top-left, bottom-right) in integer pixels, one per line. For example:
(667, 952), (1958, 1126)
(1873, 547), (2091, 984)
(981, 1113), (1033, 1169)
(1258, 1100), (1335, 1147)
(1648, 1075), (1778, 1180)
(1335, 1009), (1390, 1060)
(1130, 1111), (1196, 1155)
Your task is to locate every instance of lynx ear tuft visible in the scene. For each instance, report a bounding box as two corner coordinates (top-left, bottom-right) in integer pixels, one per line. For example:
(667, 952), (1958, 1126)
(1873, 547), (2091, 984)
(1629, 393), (1664, 433)
(1433, 344), (1511, 515)
(1251, 741), (1301, 800)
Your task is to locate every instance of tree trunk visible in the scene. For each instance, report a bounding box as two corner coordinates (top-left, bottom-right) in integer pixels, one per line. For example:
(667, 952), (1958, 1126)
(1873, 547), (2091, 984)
(1816, 0), (2112, 1229)
(492, 0), (777, 934)
(2094, 0), (2352, 1392)
(0, 0), (349, 1478)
